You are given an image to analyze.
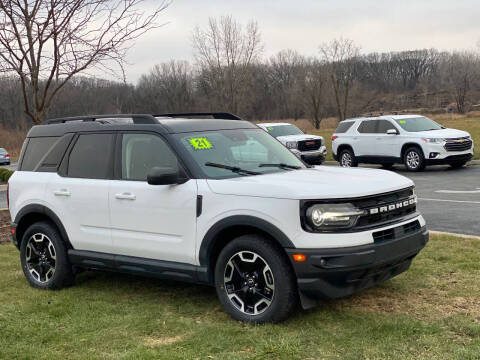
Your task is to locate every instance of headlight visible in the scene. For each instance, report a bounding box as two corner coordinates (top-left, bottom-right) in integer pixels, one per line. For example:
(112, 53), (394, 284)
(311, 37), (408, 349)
(422, 138), (444, 143)
(286, 141), (297, 149)
(306, 203), (365, 231)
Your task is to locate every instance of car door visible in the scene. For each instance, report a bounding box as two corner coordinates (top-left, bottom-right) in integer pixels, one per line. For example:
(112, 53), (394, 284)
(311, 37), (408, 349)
(109, 132), (198, 264)
(45, 133), (115, 253)
(375, 120), (402, 157)
(354, 120), (378, 156)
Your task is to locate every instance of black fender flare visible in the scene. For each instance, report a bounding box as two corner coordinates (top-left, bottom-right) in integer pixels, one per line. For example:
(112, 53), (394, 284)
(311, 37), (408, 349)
(198, 215), (295, 267)
(14, 204), (74, 249)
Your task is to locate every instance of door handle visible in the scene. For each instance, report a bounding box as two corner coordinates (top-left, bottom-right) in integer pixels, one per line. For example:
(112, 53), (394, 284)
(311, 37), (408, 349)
(54, 189), (71, 197)
(115, 192), (136, 200)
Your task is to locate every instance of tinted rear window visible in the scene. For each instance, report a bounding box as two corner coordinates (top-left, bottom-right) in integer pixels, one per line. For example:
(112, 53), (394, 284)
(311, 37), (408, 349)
(335, 122), (354, 133)
(21, 137), (59, 171)
(357, 120), (377, 134)
(67, 134), (114, 179)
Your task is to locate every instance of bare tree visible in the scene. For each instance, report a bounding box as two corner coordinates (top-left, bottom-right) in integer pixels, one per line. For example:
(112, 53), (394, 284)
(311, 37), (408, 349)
(269, 50), (306, 120)
(192, 15), (263, 114)
(319, 38), (360, 121)
(137, 60), (195, 113)
(303, 59), (326, 129)
(442, 52), (479, 113)
(0, 0), (170, 124)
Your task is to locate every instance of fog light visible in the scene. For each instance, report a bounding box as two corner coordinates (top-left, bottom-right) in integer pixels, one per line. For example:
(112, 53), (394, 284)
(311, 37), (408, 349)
(429, 152), (439, 159)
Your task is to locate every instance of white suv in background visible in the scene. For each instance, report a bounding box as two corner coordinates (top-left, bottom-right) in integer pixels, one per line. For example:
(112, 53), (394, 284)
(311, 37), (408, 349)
(257, 123), (327, 165)
(332, 115), (474, 171)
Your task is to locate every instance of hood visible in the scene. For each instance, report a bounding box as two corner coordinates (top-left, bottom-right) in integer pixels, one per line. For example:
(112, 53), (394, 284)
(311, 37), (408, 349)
(409, 128), (470, 139)
(276, 134), (323, 143)
(206, 166), (413, 200)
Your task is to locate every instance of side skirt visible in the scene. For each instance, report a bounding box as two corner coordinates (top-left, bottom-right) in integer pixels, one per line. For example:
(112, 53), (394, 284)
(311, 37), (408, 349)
(68, 250), (210, 284)
(356, 156), (402, 164)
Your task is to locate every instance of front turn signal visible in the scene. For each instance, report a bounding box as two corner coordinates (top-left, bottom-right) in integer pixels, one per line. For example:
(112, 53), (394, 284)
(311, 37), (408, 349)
(292, 254), (306, 262)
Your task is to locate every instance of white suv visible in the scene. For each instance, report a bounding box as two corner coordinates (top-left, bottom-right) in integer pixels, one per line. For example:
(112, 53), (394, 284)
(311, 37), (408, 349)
(257, 123), (327, 165)
(8, 112), (428, 323)
(332, 115), (474, 171)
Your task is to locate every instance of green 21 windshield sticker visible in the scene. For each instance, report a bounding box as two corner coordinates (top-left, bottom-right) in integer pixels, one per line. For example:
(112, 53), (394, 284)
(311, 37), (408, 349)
(189, 137), (213, 150)
(399, 120), (406, 124)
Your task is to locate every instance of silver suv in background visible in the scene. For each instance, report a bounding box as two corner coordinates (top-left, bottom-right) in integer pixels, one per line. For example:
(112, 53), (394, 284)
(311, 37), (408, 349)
(257, 123), (327, 165)
(332, 115), (474, 171)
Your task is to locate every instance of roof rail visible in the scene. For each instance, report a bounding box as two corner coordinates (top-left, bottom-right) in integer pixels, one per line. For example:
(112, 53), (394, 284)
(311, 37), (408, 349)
(44, 114), (159, 125)
(155, 112), (242, 120)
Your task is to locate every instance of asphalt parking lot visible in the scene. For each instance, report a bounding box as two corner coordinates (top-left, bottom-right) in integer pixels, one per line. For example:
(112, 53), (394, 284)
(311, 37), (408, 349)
(1, 162), (479, 236)
(395, 164), (480, 236)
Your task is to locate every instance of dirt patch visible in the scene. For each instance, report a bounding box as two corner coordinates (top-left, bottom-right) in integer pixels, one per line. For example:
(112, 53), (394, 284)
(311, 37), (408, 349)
(143, 335), (183, 347)
(337, 277), (480, 323)
(0, 210), (11, 244)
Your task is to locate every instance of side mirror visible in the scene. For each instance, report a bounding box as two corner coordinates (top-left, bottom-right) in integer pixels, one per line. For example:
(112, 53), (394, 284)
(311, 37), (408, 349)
(386, 129), (399, 135)
(147, 167), (187, 185)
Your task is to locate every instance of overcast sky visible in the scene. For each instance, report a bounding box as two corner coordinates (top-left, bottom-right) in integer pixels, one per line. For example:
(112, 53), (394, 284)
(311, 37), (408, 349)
(123, 0), (480, 82)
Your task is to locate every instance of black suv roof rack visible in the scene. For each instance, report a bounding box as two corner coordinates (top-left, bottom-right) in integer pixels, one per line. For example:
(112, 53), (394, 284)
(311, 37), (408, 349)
(44, 114), (158, 125)
(155, 112), (242, 120)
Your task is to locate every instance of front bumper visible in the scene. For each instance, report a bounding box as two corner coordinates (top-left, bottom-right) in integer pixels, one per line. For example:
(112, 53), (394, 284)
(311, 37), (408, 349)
(425, 153), (473, 165)
(291, 146), (327, 164)
(286, 225), (429, 303)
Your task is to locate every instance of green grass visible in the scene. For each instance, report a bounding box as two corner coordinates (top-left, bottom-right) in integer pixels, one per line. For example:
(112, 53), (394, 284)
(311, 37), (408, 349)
(0, 234), (479, 359)
(311, 115), (480, 161)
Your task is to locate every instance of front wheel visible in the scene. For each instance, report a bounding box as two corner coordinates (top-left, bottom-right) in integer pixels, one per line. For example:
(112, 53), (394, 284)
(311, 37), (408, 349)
(404, 147), (425, 172)
(215, 235), (298, 323)
(339, 149), (358, 167)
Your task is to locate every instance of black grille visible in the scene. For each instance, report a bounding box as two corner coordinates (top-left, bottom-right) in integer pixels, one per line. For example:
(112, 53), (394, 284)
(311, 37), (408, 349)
(352, 188), (417, 230)
(444, 137), (472, 152)
(298, 139), (322, 151)
(373, 220), (421, 243)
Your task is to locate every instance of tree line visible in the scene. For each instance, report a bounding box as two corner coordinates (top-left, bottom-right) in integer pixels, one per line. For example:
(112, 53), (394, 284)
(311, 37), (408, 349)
(0, 15), (479, 129)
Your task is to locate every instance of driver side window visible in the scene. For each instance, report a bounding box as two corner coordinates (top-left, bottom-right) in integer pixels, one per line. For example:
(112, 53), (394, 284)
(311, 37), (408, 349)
(121, 133), (178, 181)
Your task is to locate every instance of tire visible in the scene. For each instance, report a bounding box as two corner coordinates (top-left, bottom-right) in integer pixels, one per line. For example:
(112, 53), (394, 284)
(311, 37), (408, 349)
(20, 221), (74, 290)
(339, 148), (358, 168)
(403, 147), (425, 172)
(449, 161), (467, 169)
(214, 235), (298, 323)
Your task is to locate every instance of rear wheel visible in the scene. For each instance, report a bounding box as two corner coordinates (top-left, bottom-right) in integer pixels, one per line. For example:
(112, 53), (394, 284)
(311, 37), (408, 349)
(449, 161), (467, 169)
(214, 235), (298, 323)
(403, 147), (425, 172)
(339, 149), (358, 168)
(20, 221), (74, 290)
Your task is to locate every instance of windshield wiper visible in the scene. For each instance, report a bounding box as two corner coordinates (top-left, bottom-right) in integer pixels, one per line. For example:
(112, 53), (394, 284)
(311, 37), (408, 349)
(258, 163), (302, 170)
(205, 162), (260, 176)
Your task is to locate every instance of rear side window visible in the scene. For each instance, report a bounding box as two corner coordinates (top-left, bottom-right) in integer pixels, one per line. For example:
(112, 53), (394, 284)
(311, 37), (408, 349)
(335, 122), (354, 133)
(357, 120), (377, 134)
(20, 137), (59, 171)
(67, 134), (114, 179)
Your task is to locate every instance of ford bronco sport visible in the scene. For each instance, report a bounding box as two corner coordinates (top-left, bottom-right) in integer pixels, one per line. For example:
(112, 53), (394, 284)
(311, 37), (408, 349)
(8, 112), (429, 323)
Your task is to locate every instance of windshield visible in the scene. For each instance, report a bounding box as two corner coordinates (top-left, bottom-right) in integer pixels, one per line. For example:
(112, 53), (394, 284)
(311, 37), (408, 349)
(174, 128), (306, 179)
(394, 117), (443, 132)
(264, 124), (304, 137)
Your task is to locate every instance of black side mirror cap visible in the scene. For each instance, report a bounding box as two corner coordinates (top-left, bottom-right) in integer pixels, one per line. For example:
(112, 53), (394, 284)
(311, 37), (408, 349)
(147, 167), (188, 185)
